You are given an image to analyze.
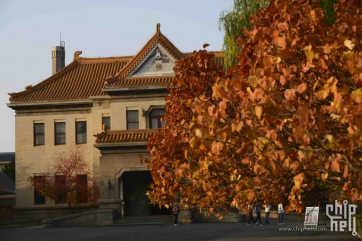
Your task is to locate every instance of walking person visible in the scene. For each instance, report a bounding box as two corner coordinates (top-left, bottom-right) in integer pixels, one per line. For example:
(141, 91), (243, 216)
(173, 204), (180, 226)
(264, 201), (271, 225)
(246, 202), (256, 226)
(254, 199), (264, 226)
(278, 203), (284, 225)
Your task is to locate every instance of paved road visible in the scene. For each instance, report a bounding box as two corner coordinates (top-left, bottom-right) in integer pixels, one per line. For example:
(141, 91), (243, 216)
(0, 221), (358, 241)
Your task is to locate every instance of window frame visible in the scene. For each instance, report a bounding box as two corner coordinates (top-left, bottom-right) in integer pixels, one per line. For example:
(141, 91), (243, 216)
(149, 109), (167, 129)
(126, 110), (139, 130)
(34, 123), (45, 146)
(54, 122), (66, 145)
(34, 176), (46, 205)
(102, 117), (111, 131)
(75, 121), (87, 144)
(76, 174), (88, 203)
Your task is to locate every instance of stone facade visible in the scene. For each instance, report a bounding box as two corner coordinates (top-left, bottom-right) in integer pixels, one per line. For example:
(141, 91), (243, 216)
(11, 93), (165, 209)
(14, 107), (95, 207)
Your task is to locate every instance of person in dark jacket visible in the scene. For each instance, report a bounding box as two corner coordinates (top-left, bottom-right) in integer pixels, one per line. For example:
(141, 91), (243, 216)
(254, 199), (264, 226)
(246, 202), (256, 225)
(173, 204), (180, 226)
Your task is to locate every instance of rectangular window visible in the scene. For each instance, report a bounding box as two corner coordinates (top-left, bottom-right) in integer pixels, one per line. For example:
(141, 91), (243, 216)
(76, 121), (87, 144)
(127, 110), (139, 130)
(76, 174), (88, 203)
(55, 122), (66, 145)
(102, 117), (111, 131)
(34, 123), (45, 146)
(55, 175), (66, 204)
(34, 176), (46, 205)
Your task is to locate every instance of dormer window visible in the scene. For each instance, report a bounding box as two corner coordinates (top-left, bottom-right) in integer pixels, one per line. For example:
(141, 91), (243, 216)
(149, 109), (167, 129)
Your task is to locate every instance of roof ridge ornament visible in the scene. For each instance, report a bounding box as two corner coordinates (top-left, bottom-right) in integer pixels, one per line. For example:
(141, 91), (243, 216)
(156, 23), (161, 36)
(25, 85), (33, 92)
(74, 51), (83, 60)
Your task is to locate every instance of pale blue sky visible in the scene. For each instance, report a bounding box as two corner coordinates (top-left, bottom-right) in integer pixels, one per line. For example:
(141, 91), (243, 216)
(0, 0), (230, 151)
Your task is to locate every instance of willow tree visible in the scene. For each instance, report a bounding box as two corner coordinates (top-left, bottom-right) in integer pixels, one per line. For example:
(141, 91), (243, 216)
(319, 0), (338, 26)
(219, 0), (271, 69)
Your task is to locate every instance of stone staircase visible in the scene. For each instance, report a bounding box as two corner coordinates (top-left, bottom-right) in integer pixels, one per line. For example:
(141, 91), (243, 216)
(111, 215), (173, 226)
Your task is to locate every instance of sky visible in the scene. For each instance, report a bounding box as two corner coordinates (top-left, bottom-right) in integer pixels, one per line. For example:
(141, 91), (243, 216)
(0, 0), (230, 152)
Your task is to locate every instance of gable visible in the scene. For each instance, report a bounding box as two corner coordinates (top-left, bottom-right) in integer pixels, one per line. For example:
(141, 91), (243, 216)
(106, 24), (183, 84)
(128, 43), (176, 77)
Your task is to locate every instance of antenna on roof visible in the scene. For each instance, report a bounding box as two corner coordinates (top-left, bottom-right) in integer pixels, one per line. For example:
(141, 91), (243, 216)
(60, 33), (65, 48)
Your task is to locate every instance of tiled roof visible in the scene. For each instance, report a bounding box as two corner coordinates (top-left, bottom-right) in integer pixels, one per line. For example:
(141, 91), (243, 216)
(0, 172), (15, 194)
(9, 57), (131, 102)
(95, 129), (159, 144)
(8, 23), (223, 103)
(107, 76), (174, 88)
(0, 152), (15, 162)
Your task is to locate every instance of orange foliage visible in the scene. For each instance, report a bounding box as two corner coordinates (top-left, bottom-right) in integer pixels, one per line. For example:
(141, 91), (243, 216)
(28, 147), (99, 213)
(142, 0), (362, 217)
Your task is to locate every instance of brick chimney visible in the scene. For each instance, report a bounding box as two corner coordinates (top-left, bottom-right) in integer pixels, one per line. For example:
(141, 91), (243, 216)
(52, 41), (65, 75)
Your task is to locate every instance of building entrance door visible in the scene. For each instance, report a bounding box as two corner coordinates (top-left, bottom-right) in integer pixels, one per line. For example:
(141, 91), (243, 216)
(122, 171), (170, 216)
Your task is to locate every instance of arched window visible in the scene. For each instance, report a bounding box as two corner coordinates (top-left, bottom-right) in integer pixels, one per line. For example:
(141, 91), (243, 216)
(149, 109), (167, 129)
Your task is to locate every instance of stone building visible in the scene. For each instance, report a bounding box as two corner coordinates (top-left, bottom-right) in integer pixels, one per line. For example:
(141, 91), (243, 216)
(7, 24), (221, 218)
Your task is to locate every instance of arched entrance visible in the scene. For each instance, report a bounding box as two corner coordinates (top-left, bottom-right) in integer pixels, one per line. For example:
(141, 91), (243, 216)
(121, 171), (170, 216)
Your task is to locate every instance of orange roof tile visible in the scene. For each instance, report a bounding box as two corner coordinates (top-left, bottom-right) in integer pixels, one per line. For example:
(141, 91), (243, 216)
(107, 76), (174, 88)
(9, 57), (131, 102)
(95, 129), (159, 143)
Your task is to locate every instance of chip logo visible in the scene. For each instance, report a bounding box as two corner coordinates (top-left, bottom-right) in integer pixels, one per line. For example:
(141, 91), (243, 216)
(326, 200), (357, 236)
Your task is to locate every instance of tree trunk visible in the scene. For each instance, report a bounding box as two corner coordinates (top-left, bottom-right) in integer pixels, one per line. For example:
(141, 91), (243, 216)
(68, 202), (75, 214)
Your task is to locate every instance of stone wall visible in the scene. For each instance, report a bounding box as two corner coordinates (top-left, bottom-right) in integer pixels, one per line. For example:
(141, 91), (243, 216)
(13, 92), (166, 209)
(90, 97), (112, 191)
(110, 96), (165, 130)
(15, 108), (95, 207)
(43, 209), (115, 227)
(14, 205), (99, 220)
(99, 149), (149, 200)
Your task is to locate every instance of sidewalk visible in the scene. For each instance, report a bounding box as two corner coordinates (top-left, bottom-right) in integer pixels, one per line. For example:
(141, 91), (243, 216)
(0, 220), (358, 241)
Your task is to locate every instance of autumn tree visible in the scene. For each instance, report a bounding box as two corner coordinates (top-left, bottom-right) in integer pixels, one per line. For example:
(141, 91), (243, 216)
(143, 0), (362, 218)
(219, 0), (340, 69)
(28, 148), (99, 213)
